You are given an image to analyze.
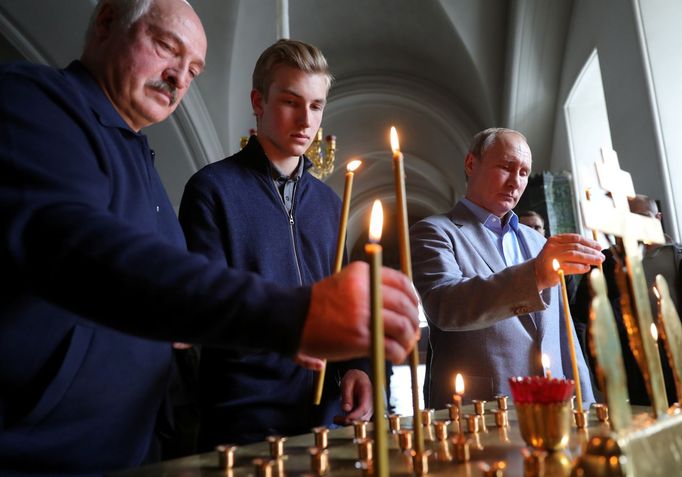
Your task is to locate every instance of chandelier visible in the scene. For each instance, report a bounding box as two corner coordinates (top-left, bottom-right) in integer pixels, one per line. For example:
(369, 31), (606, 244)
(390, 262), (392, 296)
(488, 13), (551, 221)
(306, 128), (336, 180)
(240, 128), (337, 180)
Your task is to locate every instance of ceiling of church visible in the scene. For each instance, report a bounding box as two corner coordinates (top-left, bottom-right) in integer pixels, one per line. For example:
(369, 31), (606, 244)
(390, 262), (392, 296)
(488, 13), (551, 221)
(0, 0), (574, 263)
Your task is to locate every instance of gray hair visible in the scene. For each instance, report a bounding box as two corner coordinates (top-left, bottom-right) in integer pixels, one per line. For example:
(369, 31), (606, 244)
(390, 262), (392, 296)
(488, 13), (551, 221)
(468, 127), (527, 160)
(84, 0), (154, 42)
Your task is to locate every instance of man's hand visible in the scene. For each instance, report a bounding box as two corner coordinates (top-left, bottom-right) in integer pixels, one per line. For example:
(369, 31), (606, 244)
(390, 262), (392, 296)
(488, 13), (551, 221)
(300, 262), (419, 363)
(293, 353), (325, 371)
(534, 233), (604, 290)
(333, 369), (373, 425)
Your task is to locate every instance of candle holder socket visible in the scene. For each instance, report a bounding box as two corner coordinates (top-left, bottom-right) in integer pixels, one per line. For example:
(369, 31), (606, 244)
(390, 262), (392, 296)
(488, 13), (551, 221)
(216, 444), (237, 469)
(495, 394), (509, 411)
(267, 436), (286, 459)
(398, 429), (412, 451)
(388, 414), (401, 433)
(473, 399), (487, 416)
(312, 426), (328, 449)
(353, 420), (368, 439)
(434, 420), (450, 441)
(309, 447), (329, 476)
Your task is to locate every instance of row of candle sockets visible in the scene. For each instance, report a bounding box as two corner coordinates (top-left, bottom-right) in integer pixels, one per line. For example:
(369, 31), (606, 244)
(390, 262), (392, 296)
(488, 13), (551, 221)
(214, 396), (515, 476)
(216, 395), (608, 477)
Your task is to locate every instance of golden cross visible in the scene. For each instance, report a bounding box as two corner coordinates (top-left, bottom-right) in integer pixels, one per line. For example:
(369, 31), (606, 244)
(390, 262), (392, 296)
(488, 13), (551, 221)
(580, 147), (668, 417)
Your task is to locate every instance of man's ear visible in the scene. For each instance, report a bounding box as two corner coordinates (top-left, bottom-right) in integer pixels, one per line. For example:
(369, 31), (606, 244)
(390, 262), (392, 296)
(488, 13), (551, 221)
(464, 152), (476, 177)
(94, 2), (116, 42)
(250, 89), (264, 118)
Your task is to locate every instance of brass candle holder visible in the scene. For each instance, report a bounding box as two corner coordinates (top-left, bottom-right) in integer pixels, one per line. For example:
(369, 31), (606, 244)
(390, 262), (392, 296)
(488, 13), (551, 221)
(312, 426), (328, 449)
(495, 394), (508, 411)
(593, 403), (609, 423)
(452, 434), (470, 463)
(216, 444), (237, 470)
(267, 436), (286, 459)
(398, 429), (413, 451)
(434, 420), (450, 441)
(309, 447), (329, 476)
(388, 414), (401, 433)
(353, 420), (368, 439)
(355, 437), (373, 462)
(509, 377), (574, 451)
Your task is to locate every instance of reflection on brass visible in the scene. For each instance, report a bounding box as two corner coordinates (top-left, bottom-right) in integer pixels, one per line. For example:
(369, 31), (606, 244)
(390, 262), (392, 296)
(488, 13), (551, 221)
(410, 450), (430, 475)
(654, 275), (682, 404)
(464, 414), (479, 433)
(357, 459), (373, 477)
(398, 429), (412, 451)
(267, 436), (286, 459)
(435, 441), (452, 462)
(452, 433), (470, 463)
(521, 447), (546, 477)
(495, 395), (508, 411)
(594, 403), (610, 423)
(543, 451), (572, 477)
(572, 436), (625, 477)
(353, 420), (368, 439)
(421, 408), (434, 427)
(274, 458), (284, 477)
(424, 425), (435, 442)
(355, 437), (373, 462)
(388, 414), (401, 433)
(253, 458), (274, 477)
(312, 426), (328, 449)
(434, 420), (450, 441)
(581, 147), (668, 417)
(493, 410), (508, 428)
(516, 402), (571, 450)
(589, 269), (633, 432)
(497, 427), (510, 443)
(309, 447), (329, 476)
(216, 444), (236, 470)
(481, 460), (506, 477)
(473, 400), (487, 416)
(574, 410), (587, 429)
(446, 403), (460, 421)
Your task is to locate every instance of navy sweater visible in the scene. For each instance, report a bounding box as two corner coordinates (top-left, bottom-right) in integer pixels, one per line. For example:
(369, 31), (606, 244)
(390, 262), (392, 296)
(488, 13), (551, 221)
(179, 138), (363, 445)
(0, 62), (310, 476)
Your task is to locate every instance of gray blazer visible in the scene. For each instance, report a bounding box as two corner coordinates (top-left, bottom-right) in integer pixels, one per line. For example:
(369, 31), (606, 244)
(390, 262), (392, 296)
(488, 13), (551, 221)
(410, 202), (594, 408)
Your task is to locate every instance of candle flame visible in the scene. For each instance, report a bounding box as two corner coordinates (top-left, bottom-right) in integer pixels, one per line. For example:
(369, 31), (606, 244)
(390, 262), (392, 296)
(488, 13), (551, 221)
(653, 284), (661, 301)
(455, 373), (464, 395)
(390, 126), (400, 154)
(369, 200), (383, 242)
(651, 323), (658, 341)
(541, 353), (550, 369)
(552, 258), (560, 272)
(585, 188), (592, 201)
(347, 160), (362, 173)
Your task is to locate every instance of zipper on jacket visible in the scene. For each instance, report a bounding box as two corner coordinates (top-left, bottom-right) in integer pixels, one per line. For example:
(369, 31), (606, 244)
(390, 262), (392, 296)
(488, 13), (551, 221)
(273, 179), (303, 286)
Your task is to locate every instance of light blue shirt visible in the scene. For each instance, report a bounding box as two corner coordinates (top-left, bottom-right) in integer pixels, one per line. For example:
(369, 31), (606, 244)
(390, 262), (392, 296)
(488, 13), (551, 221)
(460, 198), (529, 266)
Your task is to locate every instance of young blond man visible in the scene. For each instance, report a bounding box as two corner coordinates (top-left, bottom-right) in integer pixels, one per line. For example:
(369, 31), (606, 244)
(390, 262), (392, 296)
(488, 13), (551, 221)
(179, 40), (372, 447)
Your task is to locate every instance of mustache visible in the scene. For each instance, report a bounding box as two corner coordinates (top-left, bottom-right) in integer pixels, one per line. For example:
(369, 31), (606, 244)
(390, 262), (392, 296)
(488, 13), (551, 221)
(146, 79), (178, 106)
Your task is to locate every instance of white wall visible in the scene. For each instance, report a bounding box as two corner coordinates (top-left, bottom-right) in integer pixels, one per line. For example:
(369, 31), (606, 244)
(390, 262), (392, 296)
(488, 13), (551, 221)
(551, 0), (679, 240)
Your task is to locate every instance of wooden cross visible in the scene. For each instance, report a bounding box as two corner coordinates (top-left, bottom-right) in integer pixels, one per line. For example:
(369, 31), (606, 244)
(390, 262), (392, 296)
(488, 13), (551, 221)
(580, 147), (668, 417)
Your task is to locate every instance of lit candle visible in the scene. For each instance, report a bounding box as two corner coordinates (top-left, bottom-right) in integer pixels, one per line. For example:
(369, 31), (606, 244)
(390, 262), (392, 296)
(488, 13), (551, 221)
(553, 259), (584, 412)
(366, 200), (389, 477)
(389, 126), (425, 455)
(313, 159), (362, 405)
(541, 353), (552, 379)
(452, 373), (464, 417)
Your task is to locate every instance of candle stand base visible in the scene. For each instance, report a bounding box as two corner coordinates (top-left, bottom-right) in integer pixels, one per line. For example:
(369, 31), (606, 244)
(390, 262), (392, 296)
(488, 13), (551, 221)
(573, 409), (682, 477)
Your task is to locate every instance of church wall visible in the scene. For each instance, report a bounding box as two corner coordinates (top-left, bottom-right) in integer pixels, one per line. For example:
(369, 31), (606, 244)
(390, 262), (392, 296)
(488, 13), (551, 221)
(549, 0), (678, 240)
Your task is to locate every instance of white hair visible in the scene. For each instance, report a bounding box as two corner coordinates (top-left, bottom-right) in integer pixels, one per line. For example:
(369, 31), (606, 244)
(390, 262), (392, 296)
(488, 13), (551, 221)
(84, 0), (154, 43)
